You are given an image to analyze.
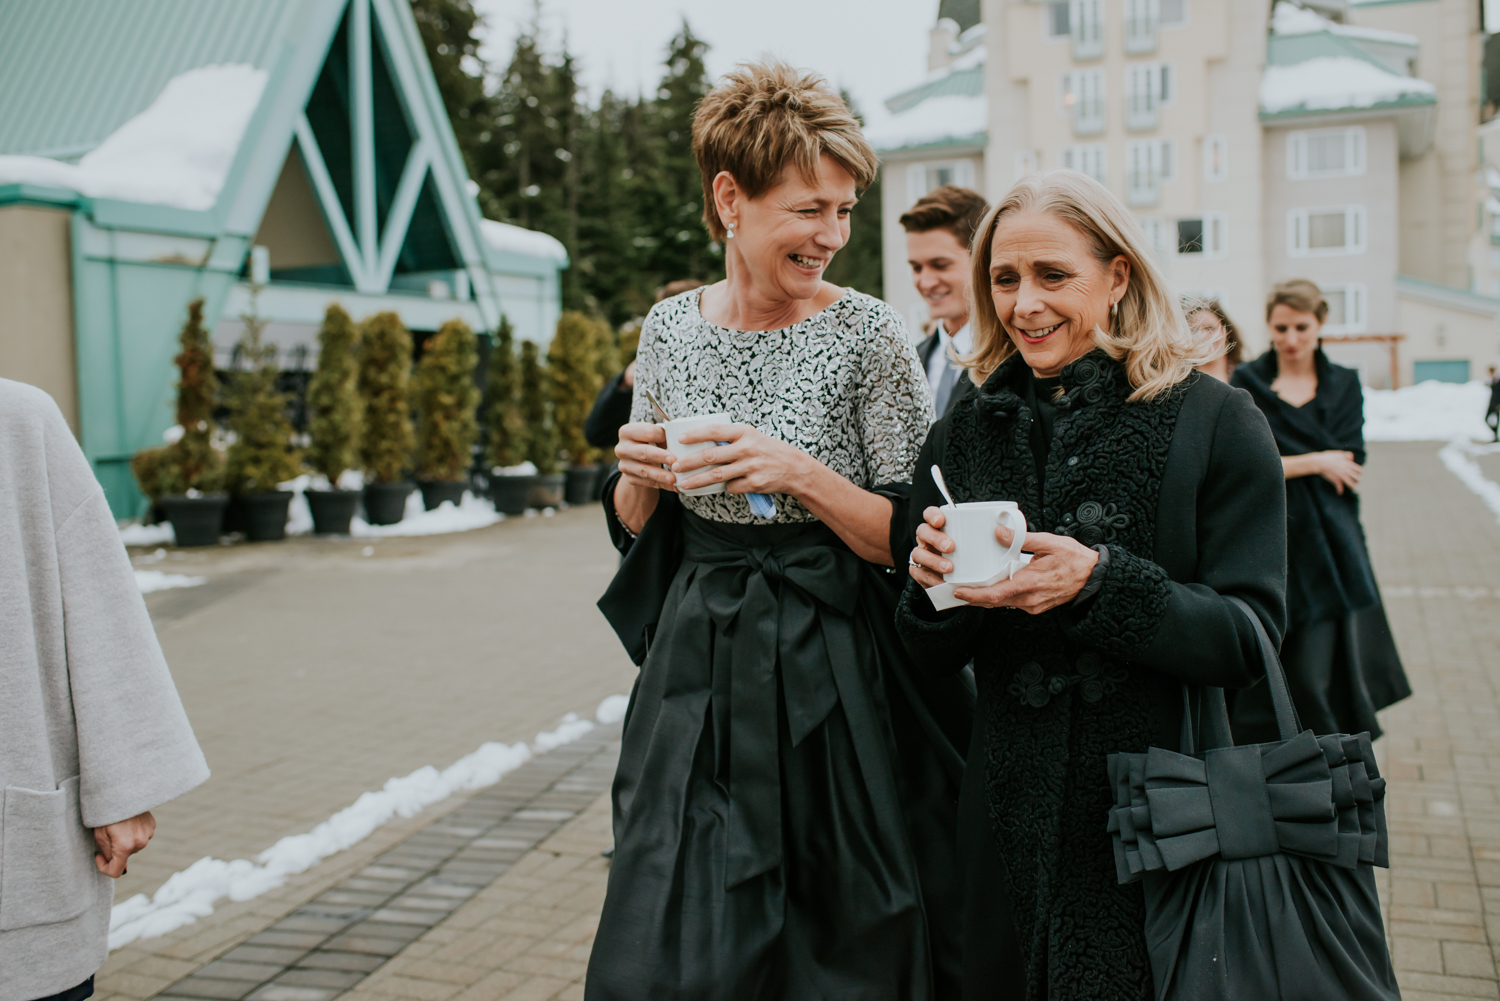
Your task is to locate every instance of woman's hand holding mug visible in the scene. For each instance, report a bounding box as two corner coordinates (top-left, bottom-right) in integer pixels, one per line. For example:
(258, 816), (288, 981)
(671, 423), (813, 497)
(910, 505), (1100, 614)
(614, 422), (677, 534)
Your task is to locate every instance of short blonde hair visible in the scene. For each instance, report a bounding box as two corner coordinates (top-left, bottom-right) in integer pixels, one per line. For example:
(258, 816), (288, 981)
(692, 61), (878, 241)
(966, 170), (1204, 401)
(1266, 279), (1328, 323)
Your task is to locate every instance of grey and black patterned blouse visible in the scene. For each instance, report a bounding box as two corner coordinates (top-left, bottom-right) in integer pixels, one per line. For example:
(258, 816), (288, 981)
(631, 287), (934, 524)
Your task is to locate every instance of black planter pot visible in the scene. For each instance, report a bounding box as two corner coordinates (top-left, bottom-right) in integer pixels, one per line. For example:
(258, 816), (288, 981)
(160, 493), (228, 547)
(239, 491), (294, 542)
(418, 479), (467, 511)
(363, 481), (414, 525)
(490, 473), (537, 515)
(565, 465), (600, 505)
(529, 472), (565, 509)
(306, 489), (361, 535)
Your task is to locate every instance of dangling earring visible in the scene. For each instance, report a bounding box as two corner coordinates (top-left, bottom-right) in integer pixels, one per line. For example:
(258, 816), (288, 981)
(1111, 300), (1119, 318)
(726, 223), (736, 240)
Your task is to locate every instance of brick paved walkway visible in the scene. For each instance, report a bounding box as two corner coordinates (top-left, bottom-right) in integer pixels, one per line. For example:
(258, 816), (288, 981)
(95, 442), (1500, 999)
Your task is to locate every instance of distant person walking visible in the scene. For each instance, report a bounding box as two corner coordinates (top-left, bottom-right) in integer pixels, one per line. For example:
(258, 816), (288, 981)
(584, 279), (705, 451)
(1186, 297), (1242, 383)
(0, 378), (209, 1001)
(1486, 365), (1500, 442)
(1230, 279), (1410, 742)
(902, 185), (989, 419)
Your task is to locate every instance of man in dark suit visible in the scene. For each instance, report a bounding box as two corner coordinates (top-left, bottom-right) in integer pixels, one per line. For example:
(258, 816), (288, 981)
(901, 185), (989, 419)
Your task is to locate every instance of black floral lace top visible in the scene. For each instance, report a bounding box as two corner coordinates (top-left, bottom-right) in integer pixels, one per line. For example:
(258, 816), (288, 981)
(630, 288), (934, 524)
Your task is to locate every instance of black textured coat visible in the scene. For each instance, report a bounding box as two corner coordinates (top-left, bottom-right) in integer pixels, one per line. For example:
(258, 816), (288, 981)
(896, 350), (1288, 1000)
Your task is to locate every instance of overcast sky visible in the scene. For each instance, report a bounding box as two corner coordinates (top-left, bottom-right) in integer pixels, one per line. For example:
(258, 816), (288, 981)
(469, 0), (937, 119)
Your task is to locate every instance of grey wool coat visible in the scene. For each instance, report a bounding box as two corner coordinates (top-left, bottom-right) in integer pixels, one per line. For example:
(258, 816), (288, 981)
(0, 379), (208, 1001)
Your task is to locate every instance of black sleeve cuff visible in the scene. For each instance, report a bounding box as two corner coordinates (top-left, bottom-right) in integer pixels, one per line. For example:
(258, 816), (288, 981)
(895, 578), (987, 677)
(1073, 544), (1173, 662)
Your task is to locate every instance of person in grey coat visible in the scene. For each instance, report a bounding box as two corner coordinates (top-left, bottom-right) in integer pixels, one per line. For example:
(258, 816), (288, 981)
(0, 378), (209, 1001)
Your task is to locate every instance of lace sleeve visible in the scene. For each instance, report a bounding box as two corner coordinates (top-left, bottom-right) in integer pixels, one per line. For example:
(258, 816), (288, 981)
(858, 302), (934, 485)
(629, 307), (665, 426)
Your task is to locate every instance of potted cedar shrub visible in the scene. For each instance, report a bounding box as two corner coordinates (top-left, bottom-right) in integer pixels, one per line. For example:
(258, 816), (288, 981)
(304, 303), (363, 534)
(548, 311), (607, 505)
(414, 318), (480, 510)
(223, 293), (303, 542)
(131, 298), (227, 546)
(358, 311), (416, 524)
(520, 339), (564, 508)
(485, 318), (533, 515)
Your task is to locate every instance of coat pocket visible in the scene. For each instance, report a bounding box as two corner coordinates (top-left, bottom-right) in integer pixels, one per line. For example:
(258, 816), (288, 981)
(0, 776), (98, 930)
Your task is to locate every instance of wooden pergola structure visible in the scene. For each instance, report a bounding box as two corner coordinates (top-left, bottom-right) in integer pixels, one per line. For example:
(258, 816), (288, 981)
(1321, 333), (1406, 388)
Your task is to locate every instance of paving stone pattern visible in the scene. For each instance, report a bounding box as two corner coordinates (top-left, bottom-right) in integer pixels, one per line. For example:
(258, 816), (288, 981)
(149, 726), (619, 1001)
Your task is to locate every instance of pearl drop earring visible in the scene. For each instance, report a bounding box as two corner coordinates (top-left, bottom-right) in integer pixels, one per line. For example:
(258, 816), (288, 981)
(726, 223), (736, 239)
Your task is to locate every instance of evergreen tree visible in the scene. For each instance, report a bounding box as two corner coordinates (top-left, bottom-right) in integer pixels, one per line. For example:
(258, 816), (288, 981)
(225, 294), (303, 494)
(547, 311), (605, 466)
(518, 339), (558, 473)
(485, 317), (524, 468)
(414, 318), (481, 481)
(131, 298), (224, 500)
(577, 90), (652, 324)
(409, 0), (492, 180)
(358, 312), (416, 484)
(305, 303), (362, 483)
(822, 91), (884, 298)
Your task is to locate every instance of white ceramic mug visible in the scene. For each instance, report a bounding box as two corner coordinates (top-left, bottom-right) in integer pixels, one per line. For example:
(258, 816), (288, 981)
(942, 501), (1027, 584)
(663, 412), (731, 497)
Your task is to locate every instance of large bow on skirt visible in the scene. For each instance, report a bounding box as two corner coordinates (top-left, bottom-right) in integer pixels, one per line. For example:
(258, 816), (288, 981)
(1107, 731), (1388, 885)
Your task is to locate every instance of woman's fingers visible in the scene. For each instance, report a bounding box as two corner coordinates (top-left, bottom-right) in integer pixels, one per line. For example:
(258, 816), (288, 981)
(910, 541), (952, 577)
(908, 547), (947, 588)
(618, 421), (666, 445)
(922, 506), (947, 530)
(915, 522), (954, 555)
(675, 423), (745, 446)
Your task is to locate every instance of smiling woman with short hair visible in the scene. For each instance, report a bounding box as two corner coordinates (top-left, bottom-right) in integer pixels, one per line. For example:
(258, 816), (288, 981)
(588, 62), (966, 999)
(899, 170), (1291, 998)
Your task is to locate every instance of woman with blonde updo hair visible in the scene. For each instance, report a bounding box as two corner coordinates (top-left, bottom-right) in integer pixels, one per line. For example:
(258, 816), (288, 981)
(900, 171), (1292, 997)
(589, 62), (966, 998)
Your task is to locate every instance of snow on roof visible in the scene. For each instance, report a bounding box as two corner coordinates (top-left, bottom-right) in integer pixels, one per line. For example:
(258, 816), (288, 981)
(1270, 1), (1418, 47)
(0, 64), (266, 211)
(865, 93), (988, 152)
(1261, 55), (1434, 114)
(479, 218), (568, 262)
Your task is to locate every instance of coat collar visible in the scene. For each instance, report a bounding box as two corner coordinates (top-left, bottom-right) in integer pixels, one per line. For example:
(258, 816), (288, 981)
(973, 347), (1130, 422)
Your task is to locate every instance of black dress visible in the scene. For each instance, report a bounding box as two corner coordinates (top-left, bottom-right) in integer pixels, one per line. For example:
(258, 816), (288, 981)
(1230, 350), (1410, 741)
(896, 351), (1288, 1000)
(585, 289), (969, 999)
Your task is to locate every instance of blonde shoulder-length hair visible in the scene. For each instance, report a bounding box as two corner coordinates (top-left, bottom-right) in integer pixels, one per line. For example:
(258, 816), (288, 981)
(965, 170), (1205, 401)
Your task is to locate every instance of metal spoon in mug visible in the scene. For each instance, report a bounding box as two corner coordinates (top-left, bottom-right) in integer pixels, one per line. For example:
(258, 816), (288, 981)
(643, 387), (672, 422)
(644, 387), (776, 519)
(931, 464), (956, 507)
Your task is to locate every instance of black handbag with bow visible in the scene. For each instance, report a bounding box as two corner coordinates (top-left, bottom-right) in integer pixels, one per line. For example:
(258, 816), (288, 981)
(1106, 597), (1400, 1000)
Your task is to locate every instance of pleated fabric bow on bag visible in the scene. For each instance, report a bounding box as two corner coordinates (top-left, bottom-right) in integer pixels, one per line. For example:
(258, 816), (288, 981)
(1106, 597), (1401, 1001)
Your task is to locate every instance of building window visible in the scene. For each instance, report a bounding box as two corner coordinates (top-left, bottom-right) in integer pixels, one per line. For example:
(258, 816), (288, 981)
(1321, 283), (1368, 333)
(1046, 0), (1071, 38)
(1061, 143), (1108, 184)
(1072, 0), (1104, 59)
(1203, 134), (1228, 183)
(1126, 139), (1174, 206)
(1126, 62), (1172, 131)
(1139, 216), (1168, 256)
(1177, 213), (1226, 258)
(1159, 0), (1186, 27)
(906, 160), (975, 207)
(1014, 149), (1039, 181)
(1125, 0), (1158, 53)
(1062, 70), (1106, 136)
(1287, 127), (1366, 179)
(1288, 206), (1367, 256)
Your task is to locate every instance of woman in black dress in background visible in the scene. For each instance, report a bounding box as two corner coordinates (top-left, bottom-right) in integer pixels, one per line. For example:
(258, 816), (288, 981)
(1231, 279), (1410, 741)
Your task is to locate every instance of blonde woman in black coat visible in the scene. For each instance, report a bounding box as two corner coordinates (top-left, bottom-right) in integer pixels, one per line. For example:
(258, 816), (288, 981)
(900, 171), (1288, 999)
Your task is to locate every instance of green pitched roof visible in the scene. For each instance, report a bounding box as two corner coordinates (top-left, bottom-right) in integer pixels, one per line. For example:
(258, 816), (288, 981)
(884, 64), (983, 115)
(0, 0), (303, 158)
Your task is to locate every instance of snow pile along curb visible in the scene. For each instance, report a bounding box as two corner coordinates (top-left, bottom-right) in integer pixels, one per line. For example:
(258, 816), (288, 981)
(1438, 440), (1500, 524)
(108, 694), (629, 950)
(134, 570), (206, 594)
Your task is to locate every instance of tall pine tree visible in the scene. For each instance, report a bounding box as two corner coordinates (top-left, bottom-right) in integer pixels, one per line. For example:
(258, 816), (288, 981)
(409, 0), (491, 181)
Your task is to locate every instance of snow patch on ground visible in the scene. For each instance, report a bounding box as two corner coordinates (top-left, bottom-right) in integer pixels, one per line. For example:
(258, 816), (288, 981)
(120, 522), (175, 547)
(596, 694), (630, 724)
(350, 490), (502, 538)
(134, 570), (206, 593)
(1438, 440), (1500, 525)
(0, 64), (267, 211)
(1261, 56), (1434, 115)
(108, 695), (631, 950)
(1363, 380), (1492, 442)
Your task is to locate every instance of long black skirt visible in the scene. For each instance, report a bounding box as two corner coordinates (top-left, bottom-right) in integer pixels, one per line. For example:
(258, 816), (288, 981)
(1232, 602), (1410, 742)
(585, 512), (966, 1000)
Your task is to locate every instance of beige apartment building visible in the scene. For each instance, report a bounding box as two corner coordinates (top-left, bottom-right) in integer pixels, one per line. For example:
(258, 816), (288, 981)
(870, 0), (1497, 387)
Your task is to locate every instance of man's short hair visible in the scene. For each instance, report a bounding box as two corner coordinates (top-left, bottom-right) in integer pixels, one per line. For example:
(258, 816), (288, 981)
(899, 185), (990, 253)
